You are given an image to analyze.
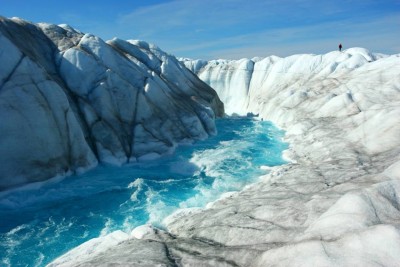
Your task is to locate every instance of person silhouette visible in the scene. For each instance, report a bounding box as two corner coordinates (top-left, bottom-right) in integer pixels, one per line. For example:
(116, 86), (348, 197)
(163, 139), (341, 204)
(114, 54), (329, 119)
(339, 43), (342, 52)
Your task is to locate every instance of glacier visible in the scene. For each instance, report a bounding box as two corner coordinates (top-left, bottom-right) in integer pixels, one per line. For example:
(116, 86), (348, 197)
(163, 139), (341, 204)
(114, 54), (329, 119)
(49, 48), (400, 266)
(1, 16), (400, 267)
(0, 17), (223, 190)
(0, 117), (287, 266)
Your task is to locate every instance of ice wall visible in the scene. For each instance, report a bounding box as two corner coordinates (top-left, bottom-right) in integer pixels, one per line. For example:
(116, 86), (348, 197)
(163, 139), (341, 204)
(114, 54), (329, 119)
(0, 17), (223, 190)
(183, 49), (386, 116)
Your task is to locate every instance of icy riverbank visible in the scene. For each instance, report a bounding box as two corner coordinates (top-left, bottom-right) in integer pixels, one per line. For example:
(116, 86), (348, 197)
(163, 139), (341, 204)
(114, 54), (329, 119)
(51, 49), (400, 266)
(0, 17), (223, 190)
(1, 117), (287, 266)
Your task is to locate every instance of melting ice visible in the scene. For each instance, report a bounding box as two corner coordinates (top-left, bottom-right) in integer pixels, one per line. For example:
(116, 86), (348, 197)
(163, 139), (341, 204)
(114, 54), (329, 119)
(0, 117), (287, 267)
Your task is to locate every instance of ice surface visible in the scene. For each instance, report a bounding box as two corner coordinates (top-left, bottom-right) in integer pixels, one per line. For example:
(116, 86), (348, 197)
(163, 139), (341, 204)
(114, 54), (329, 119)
(0, 17), (223, 190)
(56, 49), (400, 266)
(160, 49), (400, 266)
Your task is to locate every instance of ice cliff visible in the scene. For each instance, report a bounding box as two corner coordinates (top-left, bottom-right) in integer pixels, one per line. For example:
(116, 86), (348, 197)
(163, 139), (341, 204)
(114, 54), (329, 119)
(51, 48), (400, 266)
(0, 17), (223, 190)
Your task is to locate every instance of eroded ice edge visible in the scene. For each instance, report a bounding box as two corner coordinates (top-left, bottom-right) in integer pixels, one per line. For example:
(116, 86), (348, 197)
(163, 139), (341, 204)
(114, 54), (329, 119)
(0, 117), (287, 267)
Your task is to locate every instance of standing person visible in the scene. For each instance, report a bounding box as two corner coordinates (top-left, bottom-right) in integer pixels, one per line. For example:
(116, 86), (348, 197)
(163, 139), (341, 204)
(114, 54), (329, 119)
(339, 43), (342, 52)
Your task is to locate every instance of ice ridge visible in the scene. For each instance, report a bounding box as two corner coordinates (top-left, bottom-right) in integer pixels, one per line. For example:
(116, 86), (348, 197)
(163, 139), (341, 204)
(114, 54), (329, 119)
(0, 17), (224, 190)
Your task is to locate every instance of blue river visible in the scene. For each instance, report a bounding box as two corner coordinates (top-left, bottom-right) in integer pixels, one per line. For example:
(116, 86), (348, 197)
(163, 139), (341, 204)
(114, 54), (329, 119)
(0, 117), (287, 266)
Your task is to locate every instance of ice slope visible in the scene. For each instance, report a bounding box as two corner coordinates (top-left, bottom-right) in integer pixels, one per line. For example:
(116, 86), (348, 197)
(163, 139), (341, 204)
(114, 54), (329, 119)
(182, 48), (389, 117)
(182, 58), (254, 115)
(0, 17), (223, 190)
(51, 49), (400, 266)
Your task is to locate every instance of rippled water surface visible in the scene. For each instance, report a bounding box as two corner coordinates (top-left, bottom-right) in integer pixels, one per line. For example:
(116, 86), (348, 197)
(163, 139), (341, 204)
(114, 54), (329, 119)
(0, 117), (287, 266)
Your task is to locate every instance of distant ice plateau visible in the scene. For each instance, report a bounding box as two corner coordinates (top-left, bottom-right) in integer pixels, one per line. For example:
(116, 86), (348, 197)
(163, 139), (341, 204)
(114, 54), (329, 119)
(1, 17), (400, 267)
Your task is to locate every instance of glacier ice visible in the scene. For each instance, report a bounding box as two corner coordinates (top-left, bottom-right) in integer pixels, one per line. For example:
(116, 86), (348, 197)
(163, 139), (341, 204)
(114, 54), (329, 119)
(50, 48), (400, 266)
(0, 17), (223, 190)
(2, 15), (400, 267)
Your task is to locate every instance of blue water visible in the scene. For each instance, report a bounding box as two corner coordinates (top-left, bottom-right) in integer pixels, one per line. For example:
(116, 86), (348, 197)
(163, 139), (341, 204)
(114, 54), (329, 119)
(0, 117), (287, 267)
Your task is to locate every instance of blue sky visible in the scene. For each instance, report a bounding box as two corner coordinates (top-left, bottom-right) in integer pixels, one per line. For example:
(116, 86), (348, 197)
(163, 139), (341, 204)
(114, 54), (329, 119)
(1, 0), (399, 59)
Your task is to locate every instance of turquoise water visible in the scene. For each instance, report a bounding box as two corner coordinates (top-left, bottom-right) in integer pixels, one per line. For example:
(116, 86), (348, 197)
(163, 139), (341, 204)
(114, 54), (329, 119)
(0, 117), (287, 266)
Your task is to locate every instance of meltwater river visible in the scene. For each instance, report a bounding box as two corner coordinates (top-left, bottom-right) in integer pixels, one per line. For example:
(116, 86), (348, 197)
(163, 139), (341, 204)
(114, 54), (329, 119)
(0, 117), (287, 266)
